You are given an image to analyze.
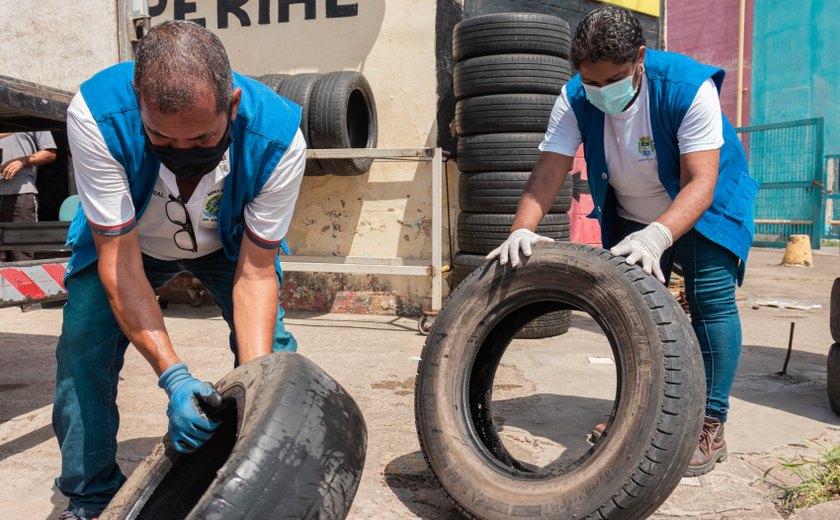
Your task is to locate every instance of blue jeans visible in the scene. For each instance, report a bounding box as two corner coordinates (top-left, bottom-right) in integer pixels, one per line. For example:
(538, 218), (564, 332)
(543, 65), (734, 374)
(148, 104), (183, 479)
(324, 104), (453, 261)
(616, 218), (742, 424)
(52, 250), (297, 517)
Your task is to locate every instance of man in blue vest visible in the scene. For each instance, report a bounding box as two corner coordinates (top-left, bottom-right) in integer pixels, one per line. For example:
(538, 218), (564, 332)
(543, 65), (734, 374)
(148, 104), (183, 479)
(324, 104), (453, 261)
(54, 21), (305, 520)
(488, 6), (758, 477)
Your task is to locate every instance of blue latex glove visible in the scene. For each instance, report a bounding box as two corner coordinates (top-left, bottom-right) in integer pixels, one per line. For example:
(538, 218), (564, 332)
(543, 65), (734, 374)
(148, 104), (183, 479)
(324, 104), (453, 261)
(158, 363), (220, 453)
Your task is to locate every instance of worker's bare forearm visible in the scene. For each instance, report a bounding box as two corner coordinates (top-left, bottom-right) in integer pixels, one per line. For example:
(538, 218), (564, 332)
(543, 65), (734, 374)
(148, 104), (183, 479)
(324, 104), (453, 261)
(94, 231), (179, 376)
(657, 149), (719, 240)
(233, 237), (279, 364)
(512, 152), (574, 232)
(233, 273), (277, 363)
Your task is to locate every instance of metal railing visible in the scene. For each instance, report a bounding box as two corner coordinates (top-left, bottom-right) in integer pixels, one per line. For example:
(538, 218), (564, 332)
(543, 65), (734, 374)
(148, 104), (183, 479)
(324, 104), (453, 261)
(736, 118), (825, 248)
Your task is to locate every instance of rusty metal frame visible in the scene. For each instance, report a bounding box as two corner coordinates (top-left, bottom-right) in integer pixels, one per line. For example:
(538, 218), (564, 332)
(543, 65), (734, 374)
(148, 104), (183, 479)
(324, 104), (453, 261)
(287, 147), (448, 311)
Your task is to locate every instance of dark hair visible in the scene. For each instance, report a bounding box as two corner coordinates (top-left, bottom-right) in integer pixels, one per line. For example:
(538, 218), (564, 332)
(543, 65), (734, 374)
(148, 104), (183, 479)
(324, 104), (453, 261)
(570, 6), (645, 68)
(134, 20), (232, 114)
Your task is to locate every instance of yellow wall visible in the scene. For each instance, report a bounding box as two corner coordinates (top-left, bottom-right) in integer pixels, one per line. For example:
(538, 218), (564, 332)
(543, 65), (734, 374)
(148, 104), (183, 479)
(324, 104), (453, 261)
(597, 0), (660, 17)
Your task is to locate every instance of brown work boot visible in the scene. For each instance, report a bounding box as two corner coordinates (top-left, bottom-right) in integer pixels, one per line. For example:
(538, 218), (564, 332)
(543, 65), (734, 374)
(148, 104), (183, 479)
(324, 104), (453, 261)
(684, 416), (727, 477)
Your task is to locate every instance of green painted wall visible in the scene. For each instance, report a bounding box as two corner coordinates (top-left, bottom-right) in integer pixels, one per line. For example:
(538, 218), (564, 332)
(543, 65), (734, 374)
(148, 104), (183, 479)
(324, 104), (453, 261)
(752, 0), (840, 154)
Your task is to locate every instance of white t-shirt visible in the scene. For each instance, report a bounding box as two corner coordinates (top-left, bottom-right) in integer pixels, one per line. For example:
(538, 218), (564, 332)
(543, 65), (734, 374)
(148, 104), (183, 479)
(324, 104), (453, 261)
(66, 92), (306, 260)
(540, 76), (724, 224)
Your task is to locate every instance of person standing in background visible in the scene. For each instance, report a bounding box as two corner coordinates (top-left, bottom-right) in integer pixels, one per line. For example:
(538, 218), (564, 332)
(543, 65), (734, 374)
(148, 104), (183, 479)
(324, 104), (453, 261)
(0, 131), (58, 261)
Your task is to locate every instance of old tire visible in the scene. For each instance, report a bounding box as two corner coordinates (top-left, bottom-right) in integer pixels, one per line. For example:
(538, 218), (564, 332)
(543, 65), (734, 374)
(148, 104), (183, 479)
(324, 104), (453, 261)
(416, 243), (705, 519)
(459, 171), (572, 214)
(457, 213), (570, 255)
(453, 54), (571, 99)
(829, 343), (840, 416)
(272, 73), (327, 175)
(256, 73), (291, 93)
(452, 252), (569, 339)
(309, 71), (378, 176)
(455, 94), (556, 137)
(452, 252), (487, 285)
(101, 352), (367, 520)
(456, 133), (543, 173)
(453, 13), (571, 61)
(516, 310), (571, 339)
(273, 73), (320, 144)
(831, 278), (840, 343)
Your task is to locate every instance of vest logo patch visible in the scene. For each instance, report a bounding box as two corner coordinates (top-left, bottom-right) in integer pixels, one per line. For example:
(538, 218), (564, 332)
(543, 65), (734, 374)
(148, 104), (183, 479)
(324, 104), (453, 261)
(200, 191), (222, 228)
(638, 136), (655, 159)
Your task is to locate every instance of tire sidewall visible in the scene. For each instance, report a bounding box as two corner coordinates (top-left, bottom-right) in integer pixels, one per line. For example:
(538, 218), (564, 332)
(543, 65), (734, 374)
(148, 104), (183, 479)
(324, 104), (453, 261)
(417, 244), (704, 519)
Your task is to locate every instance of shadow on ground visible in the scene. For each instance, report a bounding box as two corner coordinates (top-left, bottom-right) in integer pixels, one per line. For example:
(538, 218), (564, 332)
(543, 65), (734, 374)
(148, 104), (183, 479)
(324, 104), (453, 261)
(45, 436), (160, 520)
(382, 451), (455, 519)
(0, 333), (57, 425)
(732, 344), (840, 425)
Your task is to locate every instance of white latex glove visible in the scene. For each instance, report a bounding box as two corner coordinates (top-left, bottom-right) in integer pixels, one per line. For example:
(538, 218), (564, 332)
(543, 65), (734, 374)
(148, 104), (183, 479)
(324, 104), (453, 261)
(610, 221), (673, 283)
(486, 228), (555, 268)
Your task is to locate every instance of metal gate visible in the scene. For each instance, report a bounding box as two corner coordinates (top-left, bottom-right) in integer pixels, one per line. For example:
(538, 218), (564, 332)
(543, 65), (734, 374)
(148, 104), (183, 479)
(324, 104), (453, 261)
(825, 154), (840, 241)
(736, 118), (825, 248)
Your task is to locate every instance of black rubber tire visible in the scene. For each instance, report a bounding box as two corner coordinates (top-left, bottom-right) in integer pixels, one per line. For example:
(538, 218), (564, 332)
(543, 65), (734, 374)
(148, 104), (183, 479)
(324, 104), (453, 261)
(831, 278), (840, 343)
(452, 253), (570, 339)
(256, 73), (291, 93)
(516, 310), (571, 339)
(272, 73), (326, 176)
(829, 343), (840, 416)
(459, 172), (572, 214)
(570, 171), (591, 201)
(415, 242), (706, 520)
(455, 94), (556, 137)
(453, 13), (571, 61)
(309, 71), (378, 176)
(457, 213), (570, 255)
(100, 353), (367, 520)
(452, 252), (488, 285)
(273, 73), (320, 144)
(453, 54), (571, 100)
(456, 133), (543, 173)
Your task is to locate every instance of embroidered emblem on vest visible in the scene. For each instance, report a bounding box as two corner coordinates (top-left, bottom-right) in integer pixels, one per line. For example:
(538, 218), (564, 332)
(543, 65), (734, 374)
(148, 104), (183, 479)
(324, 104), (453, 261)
(638, 136), (655, 159)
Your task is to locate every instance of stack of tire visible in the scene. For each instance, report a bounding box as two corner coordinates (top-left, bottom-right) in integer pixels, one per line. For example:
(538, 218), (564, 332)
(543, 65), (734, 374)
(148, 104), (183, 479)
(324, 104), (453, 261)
(256, 72), (378, 176)
(452, 13), (573, 339)
(828, 278), (840, 415)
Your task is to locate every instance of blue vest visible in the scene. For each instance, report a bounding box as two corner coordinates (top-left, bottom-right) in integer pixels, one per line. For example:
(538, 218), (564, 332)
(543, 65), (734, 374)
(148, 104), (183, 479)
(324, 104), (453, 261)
(567, 49), (758, 283)
(64, 62), (301, 279)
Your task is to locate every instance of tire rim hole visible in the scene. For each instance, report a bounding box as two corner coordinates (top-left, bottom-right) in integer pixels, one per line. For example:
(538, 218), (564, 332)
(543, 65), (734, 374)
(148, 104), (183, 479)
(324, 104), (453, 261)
(469, 303), (618, 479)
(346, 89), (370, 149)
(135, 398), (240, 520)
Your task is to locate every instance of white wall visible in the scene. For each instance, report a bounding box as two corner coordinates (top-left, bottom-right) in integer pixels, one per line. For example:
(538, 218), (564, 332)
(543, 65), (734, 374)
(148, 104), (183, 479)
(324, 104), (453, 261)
(0, 0), (119, 91)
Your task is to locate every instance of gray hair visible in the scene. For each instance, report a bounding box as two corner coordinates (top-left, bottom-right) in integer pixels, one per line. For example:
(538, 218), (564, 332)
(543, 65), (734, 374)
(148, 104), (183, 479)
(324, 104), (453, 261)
(134, 20), (232, 114)
(571, 6), (645, 69)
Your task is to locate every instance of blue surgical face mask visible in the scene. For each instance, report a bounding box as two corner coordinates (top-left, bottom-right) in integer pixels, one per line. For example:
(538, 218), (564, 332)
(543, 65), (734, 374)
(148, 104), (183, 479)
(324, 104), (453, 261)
(582, 69), (639, 115)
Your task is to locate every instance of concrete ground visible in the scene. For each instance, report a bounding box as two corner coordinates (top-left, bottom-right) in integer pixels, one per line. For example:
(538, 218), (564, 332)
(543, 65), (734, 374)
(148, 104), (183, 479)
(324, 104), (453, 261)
(1, 246), (839, 519)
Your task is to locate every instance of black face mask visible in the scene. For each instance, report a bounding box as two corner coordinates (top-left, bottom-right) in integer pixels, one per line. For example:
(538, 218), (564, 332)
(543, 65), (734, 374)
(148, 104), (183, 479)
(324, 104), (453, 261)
(143, 112), (233, 181)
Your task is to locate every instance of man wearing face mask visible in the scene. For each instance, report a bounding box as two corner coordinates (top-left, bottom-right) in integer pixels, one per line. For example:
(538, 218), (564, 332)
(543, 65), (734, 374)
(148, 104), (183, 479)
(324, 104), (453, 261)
(488, 6), (757, 477)
(54, 20), (305, 520)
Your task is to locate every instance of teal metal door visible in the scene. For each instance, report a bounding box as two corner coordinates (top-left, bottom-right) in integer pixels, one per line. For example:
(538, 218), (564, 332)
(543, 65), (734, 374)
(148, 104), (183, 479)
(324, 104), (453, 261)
(736, 118), (825, 248)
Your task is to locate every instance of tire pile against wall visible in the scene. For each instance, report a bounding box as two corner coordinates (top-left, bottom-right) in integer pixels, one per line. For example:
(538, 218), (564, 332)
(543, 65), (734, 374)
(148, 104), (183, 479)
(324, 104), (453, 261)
(257, 72), (378, 176)
(452, 13), (573, 339)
